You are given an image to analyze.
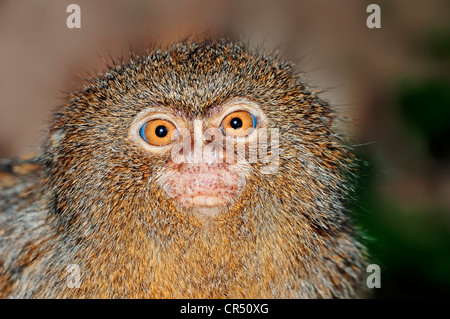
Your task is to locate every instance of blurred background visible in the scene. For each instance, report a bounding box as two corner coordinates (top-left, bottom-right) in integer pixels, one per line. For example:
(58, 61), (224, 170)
(0, 0), (449, 298)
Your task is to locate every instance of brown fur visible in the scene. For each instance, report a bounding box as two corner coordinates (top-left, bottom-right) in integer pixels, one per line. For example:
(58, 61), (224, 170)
(0, 39), (365, 298)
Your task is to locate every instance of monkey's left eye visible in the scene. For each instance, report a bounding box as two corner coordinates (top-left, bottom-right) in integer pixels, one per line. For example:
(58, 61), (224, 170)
(140, 119), (178, 146)
(221, 111), (257, 138)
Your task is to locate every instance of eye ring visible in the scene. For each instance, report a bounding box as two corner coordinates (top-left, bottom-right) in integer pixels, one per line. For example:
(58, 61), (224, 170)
(139, 119), (178, 146)
(140, 123), (149, 143)
(221, 111), (257, 138)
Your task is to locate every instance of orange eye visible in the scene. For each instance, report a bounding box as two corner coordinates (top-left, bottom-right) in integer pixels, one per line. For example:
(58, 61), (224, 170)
(221, 111), (257, 138)
(140, 119), (178, 146)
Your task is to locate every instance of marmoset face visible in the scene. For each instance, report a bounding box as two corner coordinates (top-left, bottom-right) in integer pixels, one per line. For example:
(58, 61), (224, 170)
(0, 40), (364, 299)
(128, 98), (278, 216)
(47, 40), (340, 230)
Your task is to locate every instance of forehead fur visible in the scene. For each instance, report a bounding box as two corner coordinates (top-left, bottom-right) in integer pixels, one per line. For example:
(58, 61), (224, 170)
(74, 39), (300, 119)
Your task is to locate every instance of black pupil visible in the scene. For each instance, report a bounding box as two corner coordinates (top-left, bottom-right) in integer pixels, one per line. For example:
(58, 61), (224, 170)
(230, 117), (243, 129)
(155, 125), (168, 138)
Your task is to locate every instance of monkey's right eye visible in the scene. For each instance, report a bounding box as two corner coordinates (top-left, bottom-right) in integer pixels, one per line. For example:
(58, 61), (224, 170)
(140, 119), (178, 146)
(221, 110), (256, 138)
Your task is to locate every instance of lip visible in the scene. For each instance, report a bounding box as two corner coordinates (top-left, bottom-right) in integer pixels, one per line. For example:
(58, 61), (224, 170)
(160, 164), (241, 210)
(177, 193), (233, 208)
(169, 175), (239, 208)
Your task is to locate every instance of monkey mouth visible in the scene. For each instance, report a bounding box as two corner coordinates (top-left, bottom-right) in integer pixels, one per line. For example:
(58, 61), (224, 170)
(173, 180), (239, 208)
(161, 163), (242, 211)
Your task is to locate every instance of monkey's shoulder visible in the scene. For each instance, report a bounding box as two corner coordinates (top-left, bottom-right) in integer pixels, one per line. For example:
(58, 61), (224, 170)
(0, 163), (52, 298)
(0, 155), (42, 191)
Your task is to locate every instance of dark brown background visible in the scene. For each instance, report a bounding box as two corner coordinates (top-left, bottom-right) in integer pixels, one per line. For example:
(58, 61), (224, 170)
(1, 0), (449, 298)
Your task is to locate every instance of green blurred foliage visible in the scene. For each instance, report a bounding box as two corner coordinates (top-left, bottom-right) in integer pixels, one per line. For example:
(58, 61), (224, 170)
(349, 23), (450, 298)
(397, 78), (450, 160)
(350, 155), (450, 298)
(427, 27), (450, 61)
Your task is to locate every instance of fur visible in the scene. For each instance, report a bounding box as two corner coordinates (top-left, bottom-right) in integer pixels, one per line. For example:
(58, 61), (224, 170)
(0, 39), (365, 298)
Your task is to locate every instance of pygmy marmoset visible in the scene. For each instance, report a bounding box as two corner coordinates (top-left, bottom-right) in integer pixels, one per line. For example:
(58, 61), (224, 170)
(0, 39), (365, 298)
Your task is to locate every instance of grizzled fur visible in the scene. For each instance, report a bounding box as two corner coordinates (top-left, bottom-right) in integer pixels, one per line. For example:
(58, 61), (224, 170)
(0, 39), (365, 298)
